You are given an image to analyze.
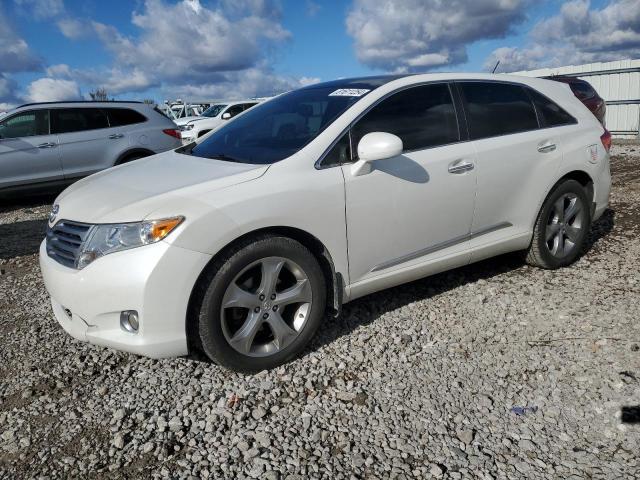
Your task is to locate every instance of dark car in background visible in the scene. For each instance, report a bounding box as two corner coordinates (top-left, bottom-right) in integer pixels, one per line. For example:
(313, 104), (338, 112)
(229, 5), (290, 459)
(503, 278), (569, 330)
(545, 76), (606, 125)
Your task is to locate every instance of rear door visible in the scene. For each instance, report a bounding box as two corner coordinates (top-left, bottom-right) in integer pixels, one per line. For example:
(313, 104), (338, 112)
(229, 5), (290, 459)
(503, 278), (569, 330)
(456, 81), (565, 249)
(0, 109), (62, 190)
(105, 107), (148, 154)
(52, 107), (110, 179)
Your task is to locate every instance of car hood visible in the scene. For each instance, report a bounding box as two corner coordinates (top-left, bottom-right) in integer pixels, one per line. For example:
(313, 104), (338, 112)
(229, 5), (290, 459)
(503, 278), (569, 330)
(54, 150), (269, 224)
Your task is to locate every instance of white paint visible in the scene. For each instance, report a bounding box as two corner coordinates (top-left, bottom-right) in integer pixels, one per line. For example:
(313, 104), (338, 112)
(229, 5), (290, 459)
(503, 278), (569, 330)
(40, 72), (611, 359)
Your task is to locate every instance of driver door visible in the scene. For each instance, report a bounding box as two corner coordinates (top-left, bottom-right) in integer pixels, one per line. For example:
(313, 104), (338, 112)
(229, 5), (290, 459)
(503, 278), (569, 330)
(341, 83), (477, 285)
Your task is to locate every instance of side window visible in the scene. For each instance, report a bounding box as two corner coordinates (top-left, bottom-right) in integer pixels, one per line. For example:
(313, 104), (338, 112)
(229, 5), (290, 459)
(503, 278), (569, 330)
(51, 108), (109, 134)
(0, 110), (49, 138)
(225, 105), (244, 118)
(107, 108), (147, 127)
(460, 82), (539, 139)
(241, 103), (258, 111)
(527, 88), (576, 127)
(351, 83), (459, 154)
(321, 132), (351, 167)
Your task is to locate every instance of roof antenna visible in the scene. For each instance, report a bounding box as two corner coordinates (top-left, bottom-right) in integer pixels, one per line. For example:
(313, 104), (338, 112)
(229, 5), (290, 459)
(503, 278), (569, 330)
(492, 60), (500, 74)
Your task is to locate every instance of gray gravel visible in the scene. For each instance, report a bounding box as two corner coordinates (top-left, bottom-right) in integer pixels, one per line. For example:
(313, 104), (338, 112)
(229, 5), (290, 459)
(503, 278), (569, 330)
(1, 145), (640, 479)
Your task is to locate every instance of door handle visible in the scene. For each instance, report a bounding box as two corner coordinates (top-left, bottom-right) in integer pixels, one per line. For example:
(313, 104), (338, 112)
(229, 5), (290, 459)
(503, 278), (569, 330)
(37, 142), (56, 149)
(108, 133), (124, 139)
(537, 142), (556, 153)
(448, 160), (474, 174)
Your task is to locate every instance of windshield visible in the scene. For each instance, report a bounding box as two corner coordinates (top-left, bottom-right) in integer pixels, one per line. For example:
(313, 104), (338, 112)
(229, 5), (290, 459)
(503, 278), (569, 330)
(187, 87), (369, 164)
(202, 104), (228, 118)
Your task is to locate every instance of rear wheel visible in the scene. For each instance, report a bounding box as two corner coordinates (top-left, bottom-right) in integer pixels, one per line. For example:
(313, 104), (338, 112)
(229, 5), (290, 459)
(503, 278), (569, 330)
(526, 179), (591, 269)
(196, 236), (326, 372)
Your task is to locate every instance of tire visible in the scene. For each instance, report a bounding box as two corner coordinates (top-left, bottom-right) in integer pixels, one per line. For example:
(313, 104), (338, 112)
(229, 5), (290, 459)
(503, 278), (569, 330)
(526, 179), (591, 269)
(196, 235), (327, 373)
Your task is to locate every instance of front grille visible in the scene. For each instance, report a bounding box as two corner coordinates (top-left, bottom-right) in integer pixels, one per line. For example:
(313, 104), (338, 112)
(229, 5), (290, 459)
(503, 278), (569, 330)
(46, 221), (92, 268)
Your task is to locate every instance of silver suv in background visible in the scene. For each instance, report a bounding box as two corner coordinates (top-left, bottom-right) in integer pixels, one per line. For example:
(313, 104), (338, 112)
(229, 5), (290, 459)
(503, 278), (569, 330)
(0, 101), (182, 194)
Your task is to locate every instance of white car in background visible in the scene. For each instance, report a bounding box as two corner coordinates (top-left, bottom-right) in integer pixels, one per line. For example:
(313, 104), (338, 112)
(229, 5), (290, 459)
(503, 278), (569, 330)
(177, 100), (262, 143)
(40, 73), (611, 372)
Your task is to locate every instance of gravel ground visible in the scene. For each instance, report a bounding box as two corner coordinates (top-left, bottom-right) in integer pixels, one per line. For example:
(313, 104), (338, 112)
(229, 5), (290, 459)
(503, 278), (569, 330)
(1, 145), (639, 479)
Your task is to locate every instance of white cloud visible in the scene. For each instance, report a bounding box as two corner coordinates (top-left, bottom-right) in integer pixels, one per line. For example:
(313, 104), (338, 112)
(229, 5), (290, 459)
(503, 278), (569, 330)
(45, 63), (72, 78)
(0, 11), (42, 73)
(93, 0), (290, 83)
(14, 0), (64, 20)
(486, 0), (640, 72)
(298, 76), (321, 86)
(306, 0), (321, 17)
(25, 78), (80, 102)
(346, 0), (530, 72)
(163, 68), (315, 100)
(57, 17), (92, 39)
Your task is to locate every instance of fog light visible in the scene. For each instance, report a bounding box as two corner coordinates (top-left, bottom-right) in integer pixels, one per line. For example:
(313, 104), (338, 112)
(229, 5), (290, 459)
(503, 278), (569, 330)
(120, 310), (139, 333)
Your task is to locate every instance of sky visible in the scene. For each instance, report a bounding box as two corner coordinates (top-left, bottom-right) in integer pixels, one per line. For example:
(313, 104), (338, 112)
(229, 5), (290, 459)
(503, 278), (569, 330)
(1, 0), (639, 110)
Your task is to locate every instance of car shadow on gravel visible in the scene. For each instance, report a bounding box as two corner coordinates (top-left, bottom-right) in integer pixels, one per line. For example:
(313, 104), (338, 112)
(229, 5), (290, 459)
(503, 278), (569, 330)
(307, 208), (616, 354)
(0, 193), (57, 214)
(0, 219), (48, 259)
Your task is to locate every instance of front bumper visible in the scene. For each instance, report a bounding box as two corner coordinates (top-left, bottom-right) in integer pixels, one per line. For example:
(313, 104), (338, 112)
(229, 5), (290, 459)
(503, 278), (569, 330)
(39, 240), (211, 358)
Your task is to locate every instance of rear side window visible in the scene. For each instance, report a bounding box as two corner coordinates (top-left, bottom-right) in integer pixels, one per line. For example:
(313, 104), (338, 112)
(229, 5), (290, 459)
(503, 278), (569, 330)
(51, 108), (109, 134)
(352, 83), (459, 152)
(0, 110), (49, 138)
(459, 82), (538, 139)
(527, 88), (576, 127)
(107, 108), (147, 127)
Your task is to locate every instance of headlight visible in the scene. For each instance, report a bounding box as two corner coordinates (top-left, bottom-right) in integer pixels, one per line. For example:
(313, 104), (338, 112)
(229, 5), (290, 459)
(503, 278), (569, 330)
(181, 124), (194, 131)
(77, 217), (184, 269)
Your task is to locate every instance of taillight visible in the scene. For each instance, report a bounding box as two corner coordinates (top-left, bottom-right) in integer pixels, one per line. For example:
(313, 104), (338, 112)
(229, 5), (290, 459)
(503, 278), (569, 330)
(163, 128), (181, 139)
(600, 129), (612, 153)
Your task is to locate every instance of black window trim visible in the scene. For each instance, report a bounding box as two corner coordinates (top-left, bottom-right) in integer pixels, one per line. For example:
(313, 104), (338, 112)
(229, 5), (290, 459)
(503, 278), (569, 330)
(46, 106), (148, 133)
(0, 108), (51, 138)
(455, 79), (578, 142)
(316, 80), (463, 169)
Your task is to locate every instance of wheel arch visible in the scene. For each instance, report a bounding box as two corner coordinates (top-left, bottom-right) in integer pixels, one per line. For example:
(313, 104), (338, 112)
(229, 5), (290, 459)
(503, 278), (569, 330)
(185, 226), (344, 356)
(530, 169), (595, 235)
(114, 148), (155, 166)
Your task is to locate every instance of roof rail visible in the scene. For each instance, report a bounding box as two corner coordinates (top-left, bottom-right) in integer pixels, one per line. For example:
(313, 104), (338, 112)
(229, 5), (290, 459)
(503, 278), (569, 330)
(16, 100), (145, 109)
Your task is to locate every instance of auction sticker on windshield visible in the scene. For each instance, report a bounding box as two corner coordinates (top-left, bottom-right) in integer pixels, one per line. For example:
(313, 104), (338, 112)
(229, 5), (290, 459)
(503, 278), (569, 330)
(329, 88), (370, 97)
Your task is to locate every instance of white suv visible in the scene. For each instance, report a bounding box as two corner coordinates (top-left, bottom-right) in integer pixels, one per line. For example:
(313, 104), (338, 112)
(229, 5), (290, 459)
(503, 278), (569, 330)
(40, 73), (611, 372)
(177, 100), (260, 143)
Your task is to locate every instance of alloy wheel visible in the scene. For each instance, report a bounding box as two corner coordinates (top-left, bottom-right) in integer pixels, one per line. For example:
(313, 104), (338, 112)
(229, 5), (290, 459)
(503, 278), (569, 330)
(545, 193), (585, 258)
(220, 256), (313, 357)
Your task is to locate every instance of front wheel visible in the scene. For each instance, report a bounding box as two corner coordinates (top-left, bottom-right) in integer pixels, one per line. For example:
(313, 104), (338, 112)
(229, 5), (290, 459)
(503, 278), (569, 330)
(526, 179), (591, 269)
(196, 236), (327, 372)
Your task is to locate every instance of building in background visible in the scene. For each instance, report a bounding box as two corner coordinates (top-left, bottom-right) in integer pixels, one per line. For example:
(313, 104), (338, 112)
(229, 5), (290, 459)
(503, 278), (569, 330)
(513, 59), (640, 139)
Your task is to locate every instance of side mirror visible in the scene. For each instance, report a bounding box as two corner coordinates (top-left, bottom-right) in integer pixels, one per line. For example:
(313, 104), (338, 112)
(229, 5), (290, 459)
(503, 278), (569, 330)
(351, 132), (403, 176)
(221, 112), (231, 120)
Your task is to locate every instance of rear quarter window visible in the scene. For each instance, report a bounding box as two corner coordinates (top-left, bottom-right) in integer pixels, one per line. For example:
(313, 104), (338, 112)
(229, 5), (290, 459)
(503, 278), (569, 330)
(527, 88), (576, 127)
(459, 82), (539, 140)
(107, 108), (147, 127)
